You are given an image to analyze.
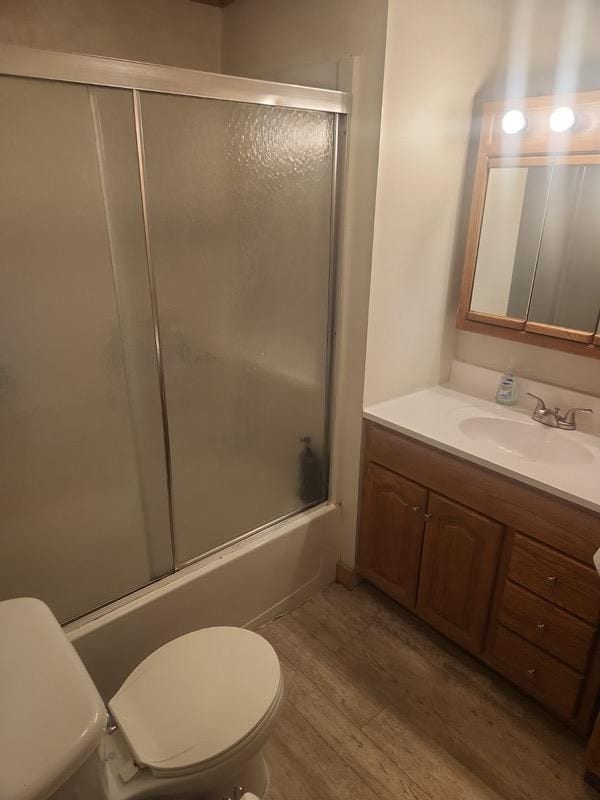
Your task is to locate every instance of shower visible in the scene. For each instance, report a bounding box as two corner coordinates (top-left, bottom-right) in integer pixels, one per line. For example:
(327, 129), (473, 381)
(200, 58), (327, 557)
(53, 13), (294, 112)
(0, 45), (348, 623)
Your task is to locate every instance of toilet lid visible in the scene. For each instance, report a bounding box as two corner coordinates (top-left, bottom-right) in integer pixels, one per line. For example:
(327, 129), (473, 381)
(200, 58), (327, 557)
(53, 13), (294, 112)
(108, 627), (281, 776)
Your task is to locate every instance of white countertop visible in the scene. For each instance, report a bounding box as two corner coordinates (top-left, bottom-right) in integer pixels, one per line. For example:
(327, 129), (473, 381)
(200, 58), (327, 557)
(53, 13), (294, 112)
(364, 381), (600, 514)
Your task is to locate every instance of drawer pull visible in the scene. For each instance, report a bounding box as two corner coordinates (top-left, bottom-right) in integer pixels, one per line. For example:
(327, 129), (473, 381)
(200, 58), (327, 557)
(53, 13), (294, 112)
(526, 667), (537, 680)
(545, 576), (557, 585)
(535, 623), (546, 634)
(424, 512), (432, 521)
(409, 505), (422, 513)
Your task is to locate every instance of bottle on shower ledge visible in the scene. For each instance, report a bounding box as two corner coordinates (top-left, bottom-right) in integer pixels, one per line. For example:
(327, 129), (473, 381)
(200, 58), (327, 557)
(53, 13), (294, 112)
(298, 436), (324, 505)
(495, 371), (518, 406)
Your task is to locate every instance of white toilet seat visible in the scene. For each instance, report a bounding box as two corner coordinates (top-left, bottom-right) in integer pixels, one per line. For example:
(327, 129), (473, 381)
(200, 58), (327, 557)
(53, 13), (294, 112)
(108, 627), (282, 779)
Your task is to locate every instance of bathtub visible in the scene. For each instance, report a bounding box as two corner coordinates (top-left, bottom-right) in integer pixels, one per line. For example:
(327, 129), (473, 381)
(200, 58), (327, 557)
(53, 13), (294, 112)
(66, 502), (340, 700)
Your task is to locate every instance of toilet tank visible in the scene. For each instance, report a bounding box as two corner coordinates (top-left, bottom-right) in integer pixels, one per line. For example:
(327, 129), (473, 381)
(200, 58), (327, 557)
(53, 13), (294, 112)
(0, 598), (107, 800)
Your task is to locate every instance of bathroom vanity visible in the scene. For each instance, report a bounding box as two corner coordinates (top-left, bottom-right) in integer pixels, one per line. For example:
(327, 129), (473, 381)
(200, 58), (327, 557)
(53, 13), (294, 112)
(358, 372), (600, 733)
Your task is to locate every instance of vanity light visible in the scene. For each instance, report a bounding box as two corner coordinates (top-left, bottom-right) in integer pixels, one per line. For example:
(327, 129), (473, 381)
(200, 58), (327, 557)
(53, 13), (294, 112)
(501, 109), (527, 134)
(549, 106), (576, 132)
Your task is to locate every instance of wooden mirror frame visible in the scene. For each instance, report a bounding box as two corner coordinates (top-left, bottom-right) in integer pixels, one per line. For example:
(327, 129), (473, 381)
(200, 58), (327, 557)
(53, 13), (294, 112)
(457, 90), (600, 359)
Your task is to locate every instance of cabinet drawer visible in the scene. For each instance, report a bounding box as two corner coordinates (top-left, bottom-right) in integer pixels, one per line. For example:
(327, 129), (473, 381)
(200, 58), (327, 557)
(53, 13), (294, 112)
(509, 534), (600, 624)
(499, 581), (596, 672)
(490, 625), (584, 719)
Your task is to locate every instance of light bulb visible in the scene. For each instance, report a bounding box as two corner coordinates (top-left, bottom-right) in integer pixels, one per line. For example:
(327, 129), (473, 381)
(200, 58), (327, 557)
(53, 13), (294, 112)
(549, 106), (576, 133)
(502, 109), (527, 134)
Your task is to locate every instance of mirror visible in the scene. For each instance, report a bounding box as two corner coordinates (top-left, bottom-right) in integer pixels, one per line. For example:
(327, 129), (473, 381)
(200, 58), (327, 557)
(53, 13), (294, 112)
(471, 166), (550, 319)
(458, 92), (600, 357)
(470, 162), (600, 334)
(528, 164), (600, 333)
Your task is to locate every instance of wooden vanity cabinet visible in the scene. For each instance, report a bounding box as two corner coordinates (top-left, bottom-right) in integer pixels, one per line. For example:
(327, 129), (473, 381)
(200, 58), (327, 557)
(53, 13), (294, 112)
(358, 420), (600, 733)
(358, 463), (426, 608)
(417, 493), (503, 654)
(359, 464), (427, 608)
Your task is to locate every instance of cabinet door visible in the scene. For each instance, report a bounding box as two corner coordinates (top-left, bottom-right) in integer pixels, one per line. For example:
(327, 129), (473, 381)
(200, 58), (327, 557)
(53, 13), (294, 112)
(417, 493), (503, 653)
(358, 462), (427, 608)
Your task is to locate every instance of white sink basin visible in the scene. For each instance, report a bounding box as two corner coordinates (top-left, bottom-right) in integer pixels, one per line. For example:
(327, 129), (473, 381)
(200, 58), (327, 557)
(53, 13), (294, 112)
(459, 416), (594, 466)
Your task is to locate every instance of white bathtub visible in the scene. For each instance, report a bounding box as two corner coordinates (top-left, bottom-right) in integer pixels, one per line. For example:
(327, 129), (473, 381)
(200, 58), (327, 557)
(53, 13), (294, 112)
(66, 502), (340, 700)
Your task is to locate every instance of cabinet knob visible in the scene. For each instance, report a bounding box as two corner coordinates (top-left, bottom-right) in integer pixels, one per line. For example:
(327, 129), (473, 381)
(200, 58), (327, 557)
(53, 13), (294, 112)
(409, 505), (422, 512)
(545, 575), (557, 586)
(424, 512), (432, 521)
(535, 623), (546, 634)
(526, 667), (537, 680)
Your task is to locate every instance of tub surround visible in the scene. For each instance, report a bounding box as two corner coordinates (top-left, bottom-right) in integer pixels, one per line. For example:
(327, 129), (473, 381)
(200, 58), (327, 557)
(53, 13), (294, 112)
(358, 362), (600, 732)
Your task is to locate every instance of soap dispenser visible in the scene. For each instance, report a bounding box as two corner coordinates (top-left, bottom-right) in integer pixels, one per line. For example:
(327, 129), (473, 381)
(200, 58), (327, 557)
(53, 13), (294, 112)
(495, 371), (518, 405)
(298, 436), (324, 504)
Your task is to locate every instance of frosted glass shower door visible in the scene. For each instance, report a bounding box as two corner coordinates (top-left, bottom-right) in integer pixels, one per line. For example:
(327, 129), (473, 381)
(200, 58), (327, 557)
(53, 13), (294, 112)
(0, 76), (173, 622)
(139, 94), (336, 564)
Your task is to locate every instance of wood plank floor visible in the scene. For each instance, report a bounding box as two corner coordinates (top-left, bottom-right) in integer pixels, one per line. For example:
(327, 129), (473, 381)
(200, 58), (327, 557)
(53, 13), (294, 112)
(259, 582), (595, 800)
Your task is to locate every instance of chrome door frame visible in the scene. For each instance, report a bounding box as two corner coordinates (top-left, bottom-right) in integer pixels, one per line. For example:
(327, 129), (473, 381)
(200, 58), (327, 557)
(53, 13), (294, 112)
(0, 43), (349, 580)
(0, 44), (351, 113)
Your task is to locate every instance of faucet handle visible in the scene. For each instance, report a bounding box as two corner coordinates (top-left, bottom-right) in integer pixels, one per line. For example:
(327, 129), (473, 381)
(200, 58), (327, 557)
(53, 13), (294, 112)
(561, 407), (593, 428)
(526, 392), (547, 411)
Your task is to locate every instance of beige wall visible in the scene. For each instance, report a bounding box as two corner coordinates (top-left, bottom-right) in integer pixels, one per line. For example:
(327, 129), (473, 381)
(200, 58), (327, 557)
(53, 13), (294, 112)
(221, 0), (385, 88)
(221, 0), (388, 568)
(495, 0), (600, 98)
(364, 0), (504, 406)
(0, 0), (221, 71)
(457, 332), (600, 396)
(456, 0), (600, 395)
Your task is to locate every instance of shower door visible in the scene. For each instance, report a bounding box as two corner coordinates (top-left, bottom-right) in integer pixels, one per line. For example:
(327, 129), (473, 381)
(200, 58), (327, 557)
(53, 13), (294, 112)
(138, 95), (337, 565)
(0, 75), (173, 622)
(0, 45), (347, 620)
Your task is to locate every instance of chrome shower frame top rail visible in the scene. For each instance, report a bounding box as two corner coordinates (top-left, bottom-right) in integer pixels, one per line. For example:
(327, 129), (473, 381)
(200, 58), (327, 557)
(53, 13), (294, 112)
(0, 44), (351, 114)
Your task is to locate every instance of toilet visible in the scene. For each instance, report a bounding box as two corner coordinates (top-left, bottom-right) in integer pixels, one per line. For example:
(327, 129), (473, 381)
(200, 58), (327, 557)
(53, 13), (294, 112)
(0, 597), (283, 800)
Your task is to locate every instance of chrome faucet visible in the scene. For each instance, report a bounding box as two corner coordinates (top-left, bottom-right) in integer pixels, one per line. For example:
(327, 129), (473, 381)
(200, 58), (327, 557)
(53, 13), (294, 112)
(526, 392), (593, 430)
